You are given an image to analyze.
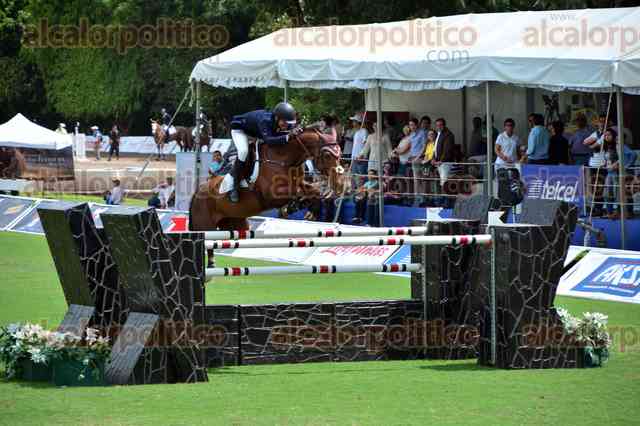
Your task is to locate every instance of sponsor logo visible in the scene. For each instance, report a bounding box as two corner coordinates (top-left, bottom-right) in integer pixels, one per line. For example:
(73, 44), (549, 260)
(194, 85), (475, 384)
(572, 257), (640, 298)
(318, 246), (392, 257)
(523, 165), (582, 203)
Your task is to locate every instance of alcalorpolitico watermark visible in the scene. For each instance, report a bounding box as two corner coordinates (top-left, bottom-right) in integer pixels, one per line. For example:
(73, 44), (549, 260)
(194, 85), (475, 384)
(272, 18), (478, 56)
(524, 18), (640, 53)
(22, 18), (230, 54)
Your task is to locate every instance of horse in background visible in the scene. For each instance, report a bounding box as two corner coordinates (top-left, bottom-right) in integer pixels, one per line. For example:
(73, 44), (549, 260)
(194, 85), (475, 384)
(150, 119), (192, 159)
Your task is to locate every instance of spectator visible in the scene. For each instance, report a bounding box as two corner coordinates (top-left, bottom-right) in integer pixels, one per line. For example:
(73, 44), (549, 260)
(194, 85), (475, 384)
(603, 128), (637, 219)
(91, 126), (102, 160)
(407, 118), (427, 205)
(155, 177), (175, 209)
(104, 178), (123, 205)
(583, 113), (608, 216)
(525, 114), (550, 164)
(342, 116), (358, 162)
(392, 125), (412, 176)
(421, 129), (438, 203)
(548, 121), (571, 165)
(358, 121), (393, 173)
(383, 115), (400, 148)
(108, 123), (120, 161)
(350, 113), (369, 182)
(468, 116), (484, 157)
(209, 150), (224, 176)
(148, 189), (162, 208)
(569, 114), (593, 166)
(495, 118), (520, 171)
(432, 118), (456, 189)
(55, 123), (67, 134)
(364, 169), (381, 226)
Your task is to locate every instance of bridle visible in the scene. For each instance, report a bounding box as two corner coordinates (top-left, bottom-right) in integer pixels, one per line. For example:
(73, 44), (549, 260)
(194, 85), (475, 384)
(260, 129), (340, 171)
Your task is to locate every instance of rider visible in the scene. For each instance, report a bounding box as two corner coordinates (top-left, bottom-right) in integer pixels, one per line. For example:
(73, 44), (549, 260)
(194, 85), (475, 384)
(161, 108), (172, 145)
(227, 102), (300, 203)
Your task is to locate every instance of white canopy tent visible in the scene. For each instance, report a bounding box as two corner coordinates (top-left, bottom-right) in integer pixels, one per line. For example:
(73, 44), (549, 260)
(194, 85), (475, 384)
(191, 7), (640, 93)
(0, 113), (72, 150)
(190, 7), (640, 250)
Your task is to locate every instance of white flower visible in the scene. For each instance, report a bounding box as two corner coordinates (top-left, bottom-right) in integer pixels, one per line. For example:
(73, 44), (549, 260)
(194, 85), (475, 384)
(78, 374), (85, 380)
(29, 348), (47, 364)
(86, 328), (99, 345)
(83, 358), (90, 366)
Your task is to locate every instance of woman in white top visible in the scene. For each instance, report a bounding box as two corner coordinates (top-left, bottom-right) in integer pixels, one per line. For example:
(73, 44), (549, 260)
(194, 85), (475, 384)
(494, 118), (520, 171)
(392, 125), (412, 176)
(358, 123), (393, 173)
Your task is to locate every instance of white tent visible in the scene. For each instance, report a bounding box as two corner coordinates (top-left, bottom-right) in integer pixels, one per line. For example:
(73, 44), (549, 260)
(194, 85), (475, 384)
(191, 7), (640, 93)
(0, 113), (72, 150)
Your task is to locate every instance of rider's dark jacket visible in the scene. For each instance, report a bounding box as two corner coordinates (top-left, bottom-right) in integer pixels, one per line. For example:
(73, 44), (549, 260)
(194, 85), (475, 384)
(162, 112), (171, 126)
(230, 110), (288, 145)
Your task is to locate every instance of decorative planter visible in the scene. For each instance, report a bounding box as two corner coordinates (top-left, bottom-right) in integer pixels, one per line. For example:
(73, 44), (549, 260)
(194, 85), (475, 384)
(52, 358), (106, 387)
(584, 346), (609, 367)
(20, 359), (53, 382)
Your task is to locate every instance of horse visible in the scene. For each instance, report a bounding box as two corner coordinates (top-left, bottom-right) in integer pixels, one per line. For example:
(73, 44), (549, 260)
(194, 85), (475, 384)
(185, 118), (213, 152)
(189, 128), (347, 267)
(150, 119), (192, 159)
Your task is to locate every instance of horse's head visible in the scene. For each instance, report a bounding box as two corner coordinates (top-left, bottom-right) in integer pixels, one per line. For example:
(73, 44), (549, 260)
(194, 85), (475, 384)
(294, 129), (346, 195)
(150, 119), (159, 134)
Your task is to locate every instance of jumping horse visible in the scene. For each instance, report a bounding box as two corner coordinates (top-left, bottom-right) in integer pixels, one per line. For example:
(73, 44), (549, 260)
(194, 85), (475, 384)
(189, 128), (346, 267)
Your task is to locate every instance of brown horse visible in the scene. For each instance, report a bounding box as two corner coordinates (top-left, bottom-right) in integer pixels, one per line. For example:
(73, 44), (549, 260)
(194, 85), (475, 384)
(189, 129), (346, 267)
(184, 119), (213, 152)
(150, 119), (192, 159)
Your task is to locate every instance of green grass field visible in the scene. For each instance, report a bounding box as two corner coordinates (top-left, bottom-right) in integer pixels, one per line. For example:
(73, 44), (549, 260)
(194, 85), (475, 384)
(0, 231), (639, 425)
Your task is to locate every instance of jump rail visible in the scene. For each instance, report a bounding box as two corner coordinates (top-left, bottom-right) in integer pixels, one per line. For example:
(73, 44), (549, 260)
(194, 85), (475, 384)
(206, 263), (422, 278)
(201, 226), (431, 240)
(206, 234), (492, 250)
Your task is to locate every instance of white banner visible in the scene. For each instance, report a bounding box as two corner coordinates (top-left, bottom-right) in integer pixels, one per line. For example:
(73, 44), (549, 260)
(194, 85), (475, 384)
(174, 152), (212, 212)
(558, 252), (640, 304)
(83, 136), (231, 155)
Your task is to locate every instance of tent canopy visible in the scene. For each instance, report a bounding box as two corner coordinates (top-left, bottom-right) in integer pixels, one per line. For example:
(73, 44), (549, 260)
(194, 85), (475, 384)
(0, 114), (72, 150)
(191, 7), (640, 93)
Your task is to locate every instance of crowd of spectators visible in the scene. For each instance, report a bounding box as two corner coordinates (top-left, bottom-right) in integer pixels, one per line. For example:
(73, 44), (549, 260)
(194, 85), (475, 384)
(311, 109), (637, 224)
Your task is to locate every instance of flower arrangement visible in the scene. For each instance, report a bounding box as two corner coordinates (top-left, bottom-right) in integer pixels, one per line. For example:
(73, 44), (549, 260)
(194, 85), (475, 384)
(0, 323), (110, 382)
(556, 307), (611, 367)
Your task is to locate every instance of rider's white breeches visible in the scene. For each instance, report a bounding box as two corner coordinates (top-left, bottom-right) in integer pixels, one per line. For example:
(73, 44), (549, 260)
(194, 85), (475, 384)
(231, 129), (249, 162)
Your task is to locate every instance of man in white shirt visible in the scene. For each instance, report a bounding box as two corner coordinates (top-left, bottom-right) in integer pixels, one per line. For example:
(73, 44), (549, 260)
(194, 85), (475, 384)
(105, 178), (123, 205)
(582, 113), (608, 215)
(349, 113), (369, 180)
(495, 118), (520, 170)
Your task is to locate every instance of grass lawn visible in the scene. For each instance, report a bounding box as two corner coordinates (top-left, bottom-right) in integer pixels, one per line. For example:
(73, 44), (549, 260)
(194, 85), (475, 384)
(0, 231), (638, 425)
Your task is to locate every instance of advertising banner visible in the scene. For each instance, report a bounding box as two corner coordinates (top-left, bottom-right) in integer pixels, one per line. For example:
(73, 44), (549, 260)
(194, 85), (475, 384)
(521, 164), (583, 209)
(558, 252), (640, 304)
(0, 197), (38, 230)
(27, 146), (74, 180)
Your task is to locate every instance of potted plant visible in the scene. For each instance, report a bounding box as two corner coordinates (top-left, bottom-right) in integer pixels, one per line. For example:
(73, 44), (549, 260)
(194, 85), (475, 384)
(0, 323), (54, 381)
(557, 308), (611, 367)
(50, 327), (110, 387)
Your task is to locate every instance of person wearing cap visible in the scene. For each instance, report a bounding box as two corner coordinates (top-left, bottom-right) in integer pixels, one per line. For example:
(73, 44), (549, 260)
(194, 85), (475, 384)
(104, 178), (123, 205)
(91, 126), (103, 160)
(227, 102), (300, 203)
(56, 123), (67, 134)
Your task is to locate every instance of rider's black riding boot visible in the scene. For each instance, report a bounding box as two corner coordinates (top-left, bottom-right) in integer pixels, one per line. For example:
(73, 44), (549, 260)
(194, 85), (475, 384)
(229, 159), (245, 203)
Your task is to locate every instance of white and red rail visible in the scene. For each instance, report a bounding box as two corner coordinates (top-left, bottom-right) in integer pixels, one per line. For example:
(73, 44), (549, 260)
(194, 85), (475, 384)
(202, 226), (431, 241)
(205, 263), (422, 278)
(205, 234), (491, 250)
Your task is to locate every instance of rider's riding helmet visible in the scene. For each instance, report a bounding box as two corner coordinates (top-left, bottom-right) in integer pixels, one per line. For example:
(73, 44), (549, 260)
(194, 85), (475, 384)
(272, 102), (297, 129)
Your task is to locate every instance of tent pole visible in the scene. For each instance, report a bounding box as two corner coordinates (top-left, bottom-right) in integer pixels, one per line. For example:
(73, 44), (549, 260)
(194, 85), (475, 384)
(376, 83), (384, 227)
(616, 87), (626, 250)
(284, 80), (289, 102)
(194, 81), (202, 194)
(485, 82), (493, 197)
